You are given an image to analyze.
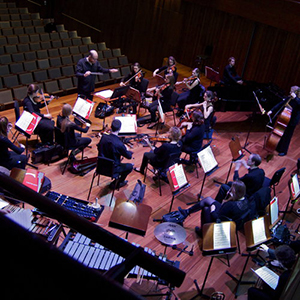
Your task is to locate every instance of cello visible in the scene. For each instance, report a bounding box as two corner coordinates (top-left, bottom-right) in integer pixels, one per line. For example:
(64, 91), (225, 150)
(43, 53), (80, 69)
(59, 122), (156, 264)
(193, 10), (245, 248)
(265, 97), (293, 153)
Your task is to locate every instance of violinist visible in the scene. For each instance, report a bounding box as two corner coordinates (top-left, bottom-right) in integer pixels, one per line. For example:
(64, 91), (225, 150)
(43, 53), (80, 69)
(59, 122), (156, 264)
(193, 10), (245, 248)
(176, 68), (202, 117)
(0, 116), (27, 170)
(153, 56), (178, 83)
(179, 111), (205, 162)
(267, 86), (300, 156)
(134, 126), (182, 176)
(184, 90), (215, 134)
(147, 75), (175, 129)
(120, 62), (143, 92)
(22, 84), (55, 145)
(58, 104), (92, 159)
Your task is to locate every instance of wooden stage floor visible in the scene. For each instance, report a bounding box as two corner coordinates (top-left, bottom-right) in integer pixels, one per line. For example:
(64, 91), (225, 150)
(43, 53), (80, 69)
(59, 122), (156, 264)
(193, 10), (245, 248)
(2, 64), (300, 299)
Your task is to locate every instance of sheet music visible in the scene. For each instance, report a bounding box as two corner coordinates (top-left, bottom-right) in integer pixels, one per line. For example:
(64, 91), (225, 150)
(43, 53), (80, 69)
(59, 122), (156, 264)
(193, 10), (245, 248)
(270, 197), (279, 225)
(15, 111), (41, 135)
(5, 209), (32, 230)
(114, 115), (137, 135)
(94, 89), (114, 99)
(252, 217), (267, 245)
(213, 222), (231, 250)
(252, 266), (279, 290)
(290, 174), (300, 200)
(73, 97), (94, 119)
(157, 99), (165, 123)
(169, 163), (188, 191)
(197, 146), (218, 173)
(0, 198), (9, 209)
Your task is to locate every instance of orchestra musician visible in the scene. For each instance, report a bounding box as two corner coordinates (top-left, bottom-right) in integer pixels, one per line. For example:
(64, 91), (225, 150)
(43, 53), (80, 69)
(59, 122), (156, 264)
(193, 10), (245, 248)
(134, 126), (182, 177)
(97, 119), (133, 189)
(179, 111), (205, 163)
(184, 90), (215, 134)
(267, 86), (300, 156)
(147, 75), (175, 129)
(0, 116), (27, 170)
(178, 180), (249, 237)
(22, 84), (55, 145)
(153, 56), (178, 83)
(76, 50), (118, 100)
(120, 62), (143, 92)
(58, 104), (92, 159)
(223, 57), (243, 86)
(176, 68), (202, 117)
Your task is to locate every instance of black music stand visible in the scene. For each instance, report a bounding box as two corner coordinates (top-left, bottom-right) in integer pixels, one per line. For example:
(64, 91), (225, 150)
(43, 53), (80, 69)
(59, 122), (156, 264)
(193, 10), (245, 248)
(190, 221), (237, 300)
(205, 66), (220, 86)
(225, 216), (272, 298)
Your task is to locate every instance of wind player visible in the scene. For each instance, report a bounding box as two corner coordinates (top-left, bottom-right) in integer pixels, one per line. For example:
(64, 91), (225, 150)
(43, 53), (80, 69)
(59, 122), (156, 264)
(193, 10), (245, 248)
(76, 50), (118, 100)
(23, 84), (55, 145)
(97, 119), (133, 189)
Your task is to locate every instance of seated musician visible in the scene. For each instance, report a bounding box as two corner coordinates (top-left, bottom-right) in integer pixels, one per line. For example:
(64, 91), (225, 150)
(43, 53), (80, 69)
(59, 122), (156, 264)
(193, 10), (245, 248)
(267, 86), (300, 156)
(178, 180), (249, 236)
(58, 104), (92, 158)
(176, 68), (202, 117)
(179, 111), (205, 163)
(184, 90), (215, 134)
(147, 75), (175, 129)
(0, 116), (27, 170)
(120, 62), (143, 92)
(134, 126), (182, 177)
(215, 153), (265, 202)
(22, 84), (55, 145)
(223, 57), (243, 86)
(153, 56), (178, 83)
(97, 119), (133, 189)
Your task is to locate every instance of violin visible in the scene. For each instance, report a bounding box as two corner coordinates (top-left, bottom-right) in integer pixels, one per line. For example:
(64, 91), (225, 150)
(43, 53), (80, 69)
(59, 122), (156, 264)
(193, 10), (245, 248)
(167, 64), (176, 73)
(124, 70), (143, 85)
(33, 92), (57, 103)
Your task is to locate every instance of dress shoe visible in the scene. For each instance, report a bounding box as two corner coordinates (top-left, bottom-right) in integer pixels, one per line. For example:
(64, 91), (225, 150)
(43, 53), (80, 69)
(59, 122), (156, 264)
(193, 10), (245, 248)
(134, 167), (144, 175)
(278, 152), (286, 156)
(118, 180), (128, 188)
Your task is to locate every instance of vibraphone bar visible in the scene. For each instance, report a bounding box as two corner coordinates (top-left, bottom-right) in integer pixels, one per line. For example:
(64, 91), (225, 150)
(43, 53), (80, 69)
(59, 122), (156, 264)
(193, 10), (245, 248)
(59, 232), (180, 281)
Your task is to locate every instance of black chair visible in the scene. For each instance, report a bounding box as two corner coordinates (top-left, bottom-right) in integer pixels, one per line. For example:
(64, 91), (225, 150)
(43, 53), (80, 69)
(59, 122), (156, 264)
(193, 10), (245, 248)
(87, 156), (121, 206)
(144, 151), (182, 196)
(263, 167), (286, 197)
(164, 91), (178, 126)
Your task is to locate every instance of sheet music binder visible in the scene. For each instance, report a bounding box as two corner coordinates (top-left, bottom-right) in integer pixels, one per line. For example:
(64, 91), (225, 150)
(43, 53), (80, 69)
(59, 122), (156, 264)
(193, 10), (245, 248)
(167, 163), (190, 195)
(197, 146), (218, 174)
(125, 87), (141, 103)
(15, 111), (41, 138)
(110, 85), (130, 99)
(72, 97), (95, 121)
(229, 136), (244, 161)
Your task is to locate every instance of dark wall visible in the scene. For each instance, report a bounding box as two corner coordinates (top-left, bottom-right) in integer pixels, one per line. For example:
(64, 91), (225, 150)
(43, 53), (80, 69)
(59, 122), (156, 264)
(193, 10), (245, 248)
(20, 0), (300, 92)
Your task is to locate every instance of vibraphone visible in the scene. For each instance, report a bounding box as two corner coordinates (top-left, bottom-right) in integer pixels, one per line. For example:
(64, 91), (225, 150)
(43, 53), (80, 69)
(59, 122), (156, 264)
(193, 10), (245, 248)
(3, 204), (62, 243)
(42, 191), (104, 222)
(59, 231), (180, 281)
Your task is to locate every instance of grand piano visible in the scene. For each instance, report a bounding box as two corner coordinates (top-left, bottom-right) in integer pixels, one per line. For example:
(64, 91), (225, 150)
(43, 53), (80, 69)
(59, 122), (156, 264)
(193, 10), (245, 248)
(208, 81), (285, 113)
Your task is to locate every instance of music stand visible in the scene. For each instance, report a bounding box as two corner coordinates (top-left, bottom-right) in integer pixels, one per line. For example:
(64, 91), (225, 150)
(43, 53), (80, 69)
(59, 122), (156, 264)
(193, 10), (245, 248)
(125, 87), (141, 114)
(167, 163), (191, 212)
(188, 146), (218, 204)
(109, 198), (152, 239)
(205, 66), (220, 86)
(225, 216), (272, 298)
(190, 221), (237, 300)
(72, 96), (94, 127)
(282, 174), (300, 219)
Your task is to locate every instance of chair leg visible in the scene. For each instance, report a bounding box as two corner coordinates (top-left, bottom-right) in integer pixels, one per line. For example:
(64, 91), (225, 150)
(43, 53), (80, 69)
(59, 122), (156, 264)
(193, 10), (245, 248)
(157, 171), (162, 196)
(87, 172), (97, 201)
(62, 152), (72, 175)
(236, 230), (241, 254)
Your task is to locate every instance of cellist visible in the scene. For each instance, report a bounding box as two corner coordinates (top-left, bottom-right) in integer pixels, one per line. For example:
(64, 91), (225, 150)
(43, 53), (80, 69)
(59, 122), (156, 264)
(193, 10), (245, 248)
(267, 86), (300, 156)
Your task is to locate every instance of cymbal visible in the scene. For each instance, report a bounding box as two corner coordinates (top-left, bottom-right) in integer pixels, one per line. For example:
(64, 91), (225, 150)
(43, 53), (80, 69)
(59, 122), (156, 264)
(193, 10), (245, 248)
(154, 222), (186, 245)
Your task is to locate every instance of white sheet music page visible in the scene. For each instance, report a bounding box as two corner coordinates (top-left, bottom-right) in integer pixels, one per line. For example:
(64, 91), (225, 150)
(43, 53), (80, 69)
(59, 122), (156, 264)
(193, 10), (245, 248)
(94, 89), (113, 99)
(169, 163), (188, 191)
(252, 266), (279, 290)
(270, 197), (279, 225)
(73, 97), (94, 119)
(157, 99), (165, 123)
(5, 209), (32, 230)
(197, 146), (218, 174)
(15, 111), (41, 135)
(252, 217), (267, 245)
(115, 115), (137, 135)
(213, 222), (231, 250)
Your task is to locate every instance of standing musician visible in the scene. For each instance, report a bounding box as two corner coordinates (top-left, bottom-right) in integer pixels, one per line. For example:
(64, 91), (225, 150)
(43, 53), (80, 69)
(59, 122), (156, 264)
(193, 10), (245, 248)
(153, 56), (178, 83)
(22, 84), (55, 145)
(134, 126), (182, 176)
(267, 86), (300, 156)
(176, 68), (202, 117)
(179, 111), (205, 162)
(184, 90), (215, 134)
(147, 75), (175, 129)
(76, 50), (118, 100)
(0, 116), (27, 170)
(120, 62), (144, 92)
(57, 104), (92, 158)
(97, 119), (133, 189)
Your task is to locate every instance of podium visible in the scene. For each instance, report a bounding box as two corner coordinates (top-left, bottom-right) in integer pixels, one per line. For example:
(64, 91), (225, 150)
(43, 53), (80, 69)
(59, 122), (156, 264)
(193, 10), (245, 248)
(226, 216), (272, 298)
(190, 221), (236, 300)
(109, 198), (152, 238)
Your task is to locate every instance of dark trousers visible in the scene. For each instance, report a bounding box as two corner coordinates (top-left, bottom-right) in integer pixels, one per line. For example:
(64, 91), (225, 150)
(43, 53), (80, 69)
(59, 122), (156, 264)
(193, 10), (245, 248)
(35, 118), (54, 144)
(140, 152), (158, 174)
(74, 137), (92, 151)
(5, 152), (27, 170)
(276, 124), (296, 154)
(215, 183), (232, 203)
(114, 163), (133, 183)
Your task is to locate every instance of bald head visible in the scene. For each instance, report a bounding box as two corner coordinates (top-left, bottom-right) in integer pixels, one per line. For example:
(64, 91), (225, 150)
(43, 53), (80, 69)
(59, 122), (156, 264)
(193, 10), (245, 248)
(88, 50), (98, 63)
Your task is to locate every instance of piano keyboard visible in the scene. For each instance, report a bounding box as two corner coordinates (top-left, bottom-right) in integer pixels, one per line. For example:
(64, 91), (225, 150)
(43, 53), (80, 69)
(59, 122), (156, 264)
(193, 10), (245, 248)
(59, 231), (179, 280)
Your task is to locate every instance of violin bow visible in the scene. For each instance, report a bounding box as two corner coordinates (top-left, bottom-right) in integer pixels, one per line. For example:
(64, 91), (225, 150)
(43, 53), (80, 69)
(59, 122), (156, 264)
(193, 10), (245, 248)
(40, 88), (50, 115)
(124, 70), (142, 85)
